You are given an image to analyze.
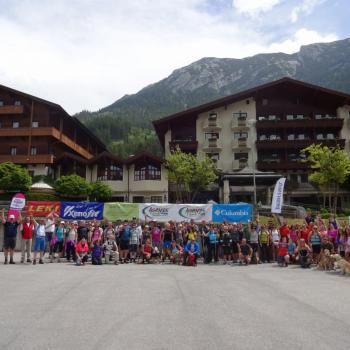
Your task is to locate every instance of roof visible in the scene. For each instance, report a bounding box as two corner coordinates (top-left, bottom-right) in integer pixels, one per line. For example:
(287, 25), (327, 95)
(152, 77), (350, 140)
(88, 151), (124, 165)
(125, 151), (164, 165)
(31, 181), (54, 190)
(0, 83), (106, 150)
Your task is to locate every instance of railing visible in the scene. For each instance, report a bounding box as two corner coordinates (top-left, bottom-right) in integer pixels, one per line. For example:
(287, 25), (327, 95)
(0, 105), (24, 114)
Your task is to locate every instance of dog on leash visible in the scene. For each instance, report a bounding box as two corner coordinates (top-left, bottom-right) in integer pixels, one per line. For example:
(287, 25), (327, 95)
(318, 249), (334, 270)
(332, 254), (350, 275)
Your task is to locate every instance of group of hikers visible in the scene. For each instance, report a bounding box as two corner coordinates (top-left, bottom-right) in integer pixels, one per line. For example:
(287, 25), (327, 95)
(2, 208), (350, 268)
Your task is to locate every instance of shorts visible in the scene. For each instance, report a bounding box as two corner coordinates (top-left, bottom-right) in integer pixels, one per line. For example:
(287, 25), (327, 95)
(45, 232), (53, 242)
(312, 245), (321, 254)
(34, 236), (46, 252)
(129, 244), (138, 253)
(120, 240), (129, 250)
(163, 241), (172, 250)
(232, 242), (239, 254)
(250, 243), (259, 253)
(3, 236), (16, 250)
(223, 245), (232, 255)
(53, 241), (64, 253)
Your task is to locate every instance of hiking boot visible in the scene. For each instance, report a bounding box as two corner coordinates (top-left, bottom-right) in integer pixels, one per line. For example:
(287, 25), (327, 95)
(39, 259), (44, 264)
(4, 259), (8, 265)
(33, 260), (36, 265)
(27, 258), (32, 263)
(9, 259), (15, 264)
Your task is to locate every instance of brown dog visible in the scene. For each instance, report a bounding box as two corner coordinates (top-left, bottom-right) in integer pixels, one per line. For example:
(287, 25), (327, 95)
(318, 249), (334, 270)
(333, 254), (350, 275)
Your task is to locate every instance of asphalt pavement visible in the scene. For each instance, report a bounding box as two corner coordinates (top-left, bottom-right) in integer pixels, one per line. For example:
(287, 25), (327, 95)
(0, 255), (349, 350)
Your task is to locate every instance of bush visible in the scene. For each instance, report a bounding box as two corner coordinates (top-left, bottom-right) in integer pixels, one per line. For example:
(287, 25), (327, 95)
(26, 193), (61, 201)
(0, 162), (32, 192)
(55, 175), (90, 198)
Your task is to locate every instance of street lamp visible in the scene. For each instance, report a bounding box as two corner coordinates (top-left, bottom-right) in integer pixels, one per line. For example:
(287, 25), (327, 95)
(247, 119), (257, 211)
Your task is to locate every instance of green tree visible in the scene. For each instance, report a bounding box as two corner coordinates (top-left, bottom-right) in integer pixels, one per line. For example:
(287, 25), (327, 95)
(0, 162), (32, 192)
(166, 148), (217, 202)
(301, 144), (350, 213)
(55, 175), (90, 198)
(89, 181), (113, 202)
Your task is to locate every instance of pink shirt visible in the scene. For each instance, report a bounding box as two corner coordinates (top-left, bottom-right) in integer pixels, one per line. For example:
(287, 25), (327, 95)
(151, 227), (161, 243)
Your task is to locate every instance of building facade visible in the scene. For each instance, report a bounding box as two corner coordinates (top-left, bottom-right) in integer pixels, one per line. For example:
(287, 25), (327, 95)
(153, 78), (350, 206)
(0, 84), (168, 203)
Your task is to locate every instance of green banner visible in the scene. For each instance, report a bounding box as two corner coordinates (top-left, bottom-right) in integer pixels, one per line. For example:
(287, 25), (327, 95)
(103, 202), (139, 221)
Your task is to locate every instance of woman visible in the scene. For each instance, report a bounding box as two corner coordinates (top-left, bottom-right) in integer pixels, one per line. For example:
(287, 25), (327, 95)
(308, 225), (321, 264)
(295, 239), (312, 268)
(327, 223), (338, 247)
(271, 224), (280, 261)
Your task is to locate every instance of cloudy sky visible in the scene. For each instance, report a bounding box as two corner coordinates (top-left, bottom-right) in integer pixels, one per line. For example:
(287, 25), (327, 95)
(0, 0), (349, 113)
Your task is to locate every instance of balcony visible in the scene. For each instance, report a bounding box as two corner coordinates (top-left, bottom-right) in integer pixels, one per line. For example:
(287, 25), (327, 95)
(231, 118), (249, 129)
(0, 105), (24, 114)
(256, 138), (345, 149)
(256, 117), (343, 129)
(0, 154), (54, 164)
(203, 138), (222, 152)
(257, 160), (309, 171)
(232, 159), (248, 170)
(169, 139), (198, 152)
(203, 119), (222, 131)
(232, 138), (250, 149)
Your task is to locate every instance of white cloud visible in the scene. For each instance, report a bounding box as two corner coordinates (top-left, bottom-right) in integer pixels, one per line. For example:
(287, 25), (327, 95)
(267, 28), (337, 53)
(0, 1), (340, 113)
(291, 0), (325, 23)
(232, 0), (281, 17)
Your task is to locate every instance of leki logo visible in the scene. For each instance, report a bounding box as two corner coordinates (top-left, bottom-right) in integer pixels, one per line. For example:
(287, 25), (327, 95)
(179, 207), (205, 219)
(143, 206), (169, 217)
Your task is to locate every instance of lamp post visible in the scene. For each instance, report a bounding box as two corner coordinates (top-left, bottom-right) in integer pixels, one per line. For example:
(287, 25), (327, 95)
(248, 120), (257, 214)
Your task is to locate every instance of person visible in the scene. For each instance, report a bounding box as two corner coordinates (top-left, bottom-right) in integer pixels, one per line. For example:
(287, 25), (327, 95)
(230, 223), (240, 263)
(142, 225), (152, 244)
(51, 221), (66, 262)
(259, 224), (270, 263)
(32, 218), (48, 265)
(103, 222), (115, 242)
(76, 237), (89, 265)
(20, 215), (35, 263)
(279, 220), (290, 239)
(295, 239), (312, 268)
(90, 221), (103, 244)
(170, 240), (183, 264)
(239, 238), (253, 265)
(161, 222), (174, 262)
(91, 240), (102, 265)
(277, 236), (289, 267)
(321, 235), (334, 254)
(45, 211), (58, 259)
(327, 223), (338, 246)
(309, 225), (322, 264)
(249, 221), (260, 264)
(150, 221), (161, 250)
(77, 220), (89, 242)
(141, 238), (153, 263)
(287, 237), (296, 264)
(2, 209), (21, 264)
(129, 222), (141, 263)
(221, 225), (232, 265)
(103, 233), (119, 264)
(183, 239), (200, 266)
(271, 224), (280, 261)
(66, 221), (78, 262)
(207, 225), (218, 263)
(305, 210), (314, 225)
(119, 220), (130, 263)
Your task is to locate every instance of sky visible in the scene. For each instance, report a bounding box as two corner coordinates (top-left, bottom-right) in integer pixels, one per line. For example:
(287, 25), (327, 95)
(0, 0), (349, 114)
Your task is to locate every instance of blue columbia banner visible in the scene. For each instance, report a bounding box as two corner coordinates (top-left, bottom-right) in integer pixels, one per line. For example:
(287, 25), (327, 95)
(60, 202), (104, 220)
(212, 203), (252, 223)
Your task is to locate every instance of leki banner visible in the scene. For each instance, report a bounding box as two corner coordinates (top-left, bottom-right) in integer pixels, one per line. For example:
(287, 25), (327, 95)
(103, 202), (139, 221)
(8, 193), (26, 219)
(271, 177), (286, 214)
(60, 202), (104, 220)
(26, 201), (61, 217)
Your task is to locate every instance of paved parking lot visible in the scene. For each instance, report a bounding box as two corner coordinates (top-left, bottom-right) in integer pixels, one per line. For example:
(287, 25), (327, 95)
(0, 256), (349, 350)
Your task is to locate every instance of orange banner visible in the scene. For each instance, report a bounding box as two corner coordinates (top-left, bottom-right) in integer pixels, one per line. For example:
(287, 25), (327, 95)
(26, 201), (61, 217)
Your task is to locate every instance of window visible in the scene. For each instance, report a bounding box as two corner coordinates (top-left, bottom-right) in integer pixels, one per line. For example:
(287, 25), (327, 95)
(233, 132), (248, 140)
(32, 121), (39, 128)
(10, 147), (17, 156)
(300, 174), (308, 183)
(14, 100), (21, 106)
(246, 100), (250, 105)
(0, 100), (3, 106)
(234, 153), (248, 160)
(233, 112), (247, 119)
(207, 153), (220, 161)
(151, 196), (163, 203)
(97, 163), (123, 181)
(205, 132), (219, 140)
(208, 112), (217, 120)
(12, 121), (19, 128)
(286, 114), (294, 120)
(262, 98), (268, 106)
(30, 147), (37, 156)
(134, 164), (161, 181)
(132, 196), (144, 203)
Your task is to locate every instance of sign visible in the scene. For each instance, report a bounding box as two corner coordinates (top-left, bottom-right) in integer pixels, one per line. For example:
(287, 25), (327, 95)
(60, 202), (104, 220)
(212, 203), (252, 223)
(176, 204), (212, 222)
(26, 201), (60, 217)
(139, 203), (177, 222)
(103, 202), (139, 221)
(8, 193), (26, 219)
(271, 177), (286, 214)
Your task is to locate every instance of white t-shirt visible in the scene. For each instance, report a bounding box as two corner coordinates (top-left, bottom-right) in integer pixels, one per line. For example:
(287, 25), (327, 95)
(46, 218), (55, 233)
(36, 224), (46, 237)
(271, 229), (280, 242)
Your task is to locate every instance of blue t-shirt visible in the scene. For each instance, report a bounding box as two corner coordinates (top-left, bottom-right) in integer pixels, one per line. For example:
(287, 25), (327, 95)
(208, 231), (217, 244)
(55, 227), (65, 242)
(4, 222), (19, 238)
(120, 226), (130, 241)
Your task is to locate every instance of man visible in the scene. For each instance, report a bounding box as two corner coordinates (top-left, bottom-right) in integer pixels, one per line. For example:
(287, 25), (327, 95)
(77, 220), (89, 242)
(183, 238), (200, 266)
(20, 215), (35, 263)
(161, 222), (174, 262)
(239, 238), (253, 265)
(45, 211), (59, 258)
(2, 208), (22, 264)
(32, 218), (49, 265)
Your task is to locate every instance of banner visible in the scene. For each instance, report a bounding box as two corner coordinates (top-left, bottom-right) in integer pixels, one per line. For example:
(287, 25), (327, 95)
(60, 202), (104, 220)
(8, 193), (26, 219)
(139, 203), (177, 222)
(26, 201), (60, 217)
(103, 202), (139, 221)
(175, 204), (212, 222)
(212, 203), (252, 223)
(271, 177), (286, 214)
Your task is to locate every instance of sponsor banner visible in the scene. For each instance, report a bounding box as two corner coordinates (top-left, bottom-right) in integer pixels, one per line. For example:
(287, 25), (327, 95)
(26, 201), (60, 217)
(212, 203), (252, 223)
(139, 203), (177, 222)
(60, 202), (104, 220)
(271, 177), (286, 214)
(176, 204), (212, 222)
(103, 202), (139, 221)
(8, 193), (26, 219)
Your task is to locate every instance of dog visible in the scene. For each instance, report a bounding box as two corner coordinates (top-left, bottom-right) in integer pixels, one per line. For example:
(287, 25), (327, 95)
(318, 249), (334, 270)
(333, 254), (350, 275)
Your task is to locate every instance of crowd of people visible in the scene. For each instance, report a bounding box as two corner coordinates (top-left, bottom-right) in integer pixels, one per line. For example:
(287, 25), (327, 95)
(1, 208), (350, 268)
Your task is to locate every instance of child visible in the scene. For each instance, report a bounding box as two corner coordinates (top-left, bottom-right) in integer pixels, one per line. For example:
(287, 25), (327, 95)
(103, 234), (119, 265)
(142, 239), (153, 263)
(170, 240), (183, 265)
(277, 236), (289, 267)
(287, 238), (296, 263)
(76, 238), (89, 265)
(91, 240), (103, 265)
(239, 238), (253, 265)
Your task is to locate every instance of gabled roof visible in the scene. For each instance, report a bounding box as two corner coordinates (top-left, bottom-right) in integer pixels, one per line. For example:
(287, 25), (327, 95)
(0, 83), (106, 150)
(125, 151), (164, 165)
(88, 151), (124, 165)
(153, 77), (350, 136)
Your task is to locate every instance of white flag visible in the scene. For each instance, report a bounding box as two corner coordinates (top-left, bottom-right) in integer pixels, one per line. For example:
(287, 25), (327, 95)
(271, 178), (286, 214)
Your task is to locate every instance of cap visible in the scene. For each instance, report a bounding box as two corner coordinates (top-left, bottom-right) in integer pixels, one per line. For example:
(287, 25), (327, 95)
(9, 214), (15, 219)
(60, 221), (65, 224)
(72, 221), (78, 225)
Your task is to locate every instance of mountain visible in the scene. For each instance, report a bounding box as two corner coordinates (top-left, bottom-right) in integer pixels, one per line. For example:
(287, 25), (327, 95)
(78, 37), (350, 155)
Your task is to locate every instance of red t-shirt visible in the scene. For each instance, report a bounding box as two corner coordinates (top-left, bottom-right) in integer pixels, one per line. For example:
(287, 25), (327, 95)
(22, 222), (35, 239)
(143, 245), (152, 254)
(278, 243), (288, 257)
(279, 225), (290, 238)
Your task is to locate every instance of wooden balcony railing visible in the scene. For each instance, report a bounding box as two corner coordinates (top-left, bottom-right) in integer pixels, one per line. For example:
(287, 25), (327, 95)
(0, 154), (54, 164)
(0, 105), (24, 114)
